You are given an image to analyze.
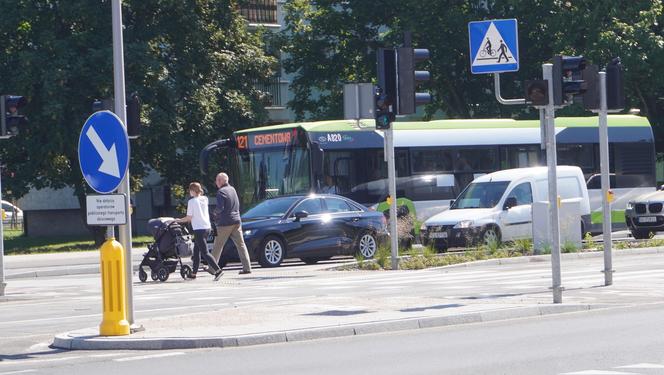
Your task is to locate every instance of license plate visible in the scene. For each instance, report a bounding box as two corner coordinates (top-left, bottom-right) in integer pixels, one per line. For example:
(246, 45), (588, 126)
(639, 216), (657, 223)
(429, 232), (448, 239)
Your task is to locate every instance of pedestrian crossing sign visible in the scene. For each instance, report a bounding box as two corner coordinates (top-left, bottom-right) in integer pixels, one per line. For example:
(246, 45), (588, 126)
(468, 19), (519, 74)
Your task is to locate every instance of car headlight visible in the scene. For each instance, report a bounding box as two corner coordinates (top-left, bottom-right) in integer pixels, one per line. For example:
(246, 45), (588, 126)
(243, 229), (257, 236)
(420, 223), (427, 231)
(626, 202), (633, 210)
(454, 220), (473, 229)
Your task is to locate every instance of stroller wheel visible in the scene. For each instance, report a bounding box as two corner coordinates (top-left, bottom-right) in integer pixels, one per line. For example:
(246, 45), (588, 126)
(157, 266), (170, 282)
(138, 268), (148, 283)
(151, 270), (159, 281)
(180, 265), (193, 280)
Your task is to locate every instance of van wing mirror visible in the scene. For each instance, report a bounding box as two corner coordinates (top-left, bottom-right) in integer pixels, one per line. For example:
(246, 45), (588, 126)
(449, 199), (455, 207)
(503, 197), (517, 210)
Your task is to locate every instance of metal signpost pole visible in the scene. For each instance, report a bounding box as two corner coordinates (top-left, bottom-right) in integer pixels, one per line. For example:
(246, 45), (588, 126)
(543, 63), (563, 303)
(598, 71), (613, 286)
(0, 171), (5, 296)
(385, 128), (399, 270)
(111, 0), (135, 326)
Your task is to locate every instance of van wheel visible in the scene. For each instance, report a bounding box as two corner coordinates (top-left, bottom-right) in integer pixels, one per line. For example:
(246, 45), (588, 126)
(481, 226), (501, 246)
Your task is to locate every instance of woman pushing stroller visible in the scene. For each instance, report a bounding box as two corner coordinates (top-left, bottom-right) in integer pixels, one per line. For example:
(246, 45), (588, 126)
(176, 182), (223, 281)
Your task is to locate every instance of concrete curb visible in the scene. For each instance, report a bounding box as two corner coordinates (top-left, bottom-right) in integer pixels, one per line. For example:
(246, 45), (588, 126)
(326, 246), (664, 272)
(52, 304), (613, 351)
(438, 246), (664, 270)
(6, 264), (144, 280)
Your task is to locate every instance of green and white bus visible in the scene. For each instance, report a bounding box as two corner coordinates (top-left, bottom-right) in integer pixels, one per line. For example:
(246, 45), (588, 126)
(201, 115), (655, 234)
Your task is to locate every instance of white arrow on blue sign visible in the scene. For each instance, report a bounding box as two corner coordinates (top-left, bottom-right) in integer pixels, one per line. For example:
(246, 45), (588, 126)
(468, 19), (519, 74)
(78, 111), (130, 194)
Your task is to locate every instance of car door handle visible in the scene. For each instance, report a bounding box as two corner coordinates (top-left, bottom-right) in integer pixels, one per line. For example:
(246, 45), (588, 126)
(352, 218), (360, 222)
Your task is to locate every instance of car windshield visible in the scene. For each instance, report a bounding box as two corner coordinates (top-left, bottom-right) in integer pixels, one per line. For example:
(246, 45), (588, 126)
(451, 181), (509, 209)
(242, 196), (300, 219)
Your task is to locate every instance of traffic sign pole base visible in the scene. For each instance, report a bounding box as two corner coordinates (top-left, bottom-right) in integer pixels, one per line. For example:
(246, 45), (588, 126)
(130, 324), (145, 334)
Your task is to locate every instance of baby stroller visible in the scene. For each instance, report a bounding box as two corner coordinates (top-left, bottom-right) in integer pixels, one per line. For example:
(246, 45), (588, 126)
(138, 217), (195, 282)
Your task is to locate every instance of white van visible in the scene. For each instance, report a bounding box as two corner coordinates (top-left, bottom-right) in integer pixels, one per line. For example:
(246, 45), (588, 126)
(421, 166), (590, 250)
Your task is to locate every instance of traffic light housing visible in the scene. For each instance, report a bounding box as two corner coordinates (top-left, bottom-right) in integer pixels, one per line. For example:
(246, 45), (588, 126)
(582, 64), (599, 111)
(126, 93), (141, 139)
(606, 57), (625, 111)
(91, 94), (141, 138)
(524, 80), (549, 106)
(1, 95), (28, 137)
(375, 48), (396, 129)
(396, 47), (431, 115)
(552, 55), (587, 106)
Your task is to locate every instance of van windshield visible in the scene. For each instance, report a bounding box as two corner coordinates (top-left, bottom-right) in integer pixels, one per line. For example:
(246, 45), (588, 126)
(451, 182), (510, 209)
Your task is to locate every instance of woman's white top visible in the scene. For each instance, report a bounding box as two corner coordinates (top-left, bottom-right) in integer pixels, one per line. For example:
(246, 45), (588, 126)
(187, 196), (211, 230)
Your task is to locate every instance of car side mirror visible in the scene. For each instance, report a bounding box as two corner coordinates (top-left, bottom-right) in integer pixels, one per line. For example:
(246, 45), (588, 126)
(449, 199), (455, 206)
(294, 211), (309, 221)
(503, 197), (517, 211)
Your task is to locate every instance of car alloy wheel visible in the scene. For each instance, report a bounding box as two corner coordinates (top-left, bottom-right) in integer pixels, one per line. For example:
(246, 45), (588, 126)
(259, 236), (285, 267)
(358, 232), (377, 258)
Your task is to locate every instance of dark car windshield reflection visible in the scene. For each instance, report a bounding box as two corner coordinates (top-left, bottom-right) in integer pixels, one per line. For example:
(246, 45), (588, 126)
(243, 196), (300, 219)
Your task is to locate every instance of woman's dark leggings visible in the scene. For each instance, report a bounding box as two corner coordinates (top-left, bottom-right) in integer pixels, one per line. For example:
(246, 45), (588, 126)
(192, 229), (219, 274)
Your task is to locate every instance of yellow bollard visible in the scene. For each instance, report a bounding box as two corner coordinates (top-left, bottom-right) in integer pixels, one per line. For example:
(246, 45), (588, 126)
(99, 238), (130, 336)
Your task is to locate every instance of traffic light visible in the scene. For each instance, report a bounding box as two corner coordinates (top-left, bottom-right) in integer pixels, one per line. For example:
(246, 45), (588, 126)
(374, 86), (393, 130)
(606, 57), (625, 111)
(396, 47), (431, 115)
(126, 93), (141, 139)
(91, 94), (141, 138)
(552, 55), (587, 106)
(1, 95), (28, 137)
(582, 64), (599, 111)
(375, 48), (396, 129)
(524, 80), (549, 106)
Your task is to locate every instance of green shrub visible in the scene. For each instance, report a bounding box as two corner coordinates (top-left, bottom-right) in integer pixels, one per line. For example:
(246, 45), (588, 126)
(561, 241), (579, 253)
(513, 238), (533, 255)
(375, 245), (391, 269)
(614, 241), (628, 250)
(354, 252), (365, 267)
(583, 232), (597, 250)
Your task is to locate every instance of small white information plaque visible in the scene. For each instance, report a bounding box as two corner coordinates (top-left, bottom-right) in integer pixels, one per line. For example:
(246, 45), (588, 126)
(86, 194), (127, 226)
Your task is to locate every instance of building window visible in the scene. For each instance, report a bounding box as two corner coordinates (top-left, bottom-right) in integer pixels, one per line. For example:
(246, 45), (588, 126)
(240, 0), (278, 25)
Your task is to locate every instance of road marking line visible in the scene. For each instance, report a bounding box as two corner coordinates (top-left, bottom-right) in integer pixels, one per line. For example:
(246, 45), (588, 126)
(0, 356), (83, 366)
(89, 353), (127, 358)
(0, 370), (37, 375)
(113, 352), (185, 362)
(560, 370), (639, 374)
(616, 363), (664, 369)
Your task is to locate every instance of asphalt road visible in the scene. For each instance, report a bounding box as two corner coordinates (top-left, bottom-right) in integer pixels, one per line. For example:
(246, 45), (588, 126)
(2, 249), (663, 373)
(3, 302), (663, 375)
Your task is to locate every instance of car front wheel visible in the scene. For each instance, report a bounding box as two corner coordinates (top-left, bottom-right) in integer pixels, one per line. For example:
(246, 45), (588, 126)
(481, 226), (501, 247)
(258, 236), (286, 268)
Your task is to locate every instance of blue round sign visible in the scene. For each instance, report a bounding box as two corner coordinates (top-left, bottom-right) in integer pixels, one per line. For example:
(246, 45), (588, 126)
(78, 111), (130, 194)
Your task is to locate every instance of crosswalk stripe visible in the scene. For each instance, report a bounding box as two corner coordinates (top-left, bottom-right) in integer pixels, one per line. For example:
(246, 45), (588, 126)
(114, 352), (185, 362)
(616, 363), (664, 369)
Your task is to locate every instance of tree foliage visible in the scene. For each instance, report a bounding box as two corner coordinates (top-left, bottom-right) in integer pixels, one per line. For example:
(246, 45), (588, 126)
(277, 0), (664, 148)
(0, 0), (276, 203)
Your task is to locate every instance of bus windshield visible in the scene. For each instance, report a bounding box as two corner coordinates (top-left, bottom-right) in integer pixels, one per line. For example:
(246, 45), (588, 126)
(235, 147), (310, 210)
(451, 181), (509, 209)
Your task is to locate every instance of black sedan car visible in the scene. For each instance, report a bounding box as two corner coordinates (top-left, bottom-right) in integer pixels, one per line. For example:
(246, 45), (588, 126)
(214, 194), (388, 268)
